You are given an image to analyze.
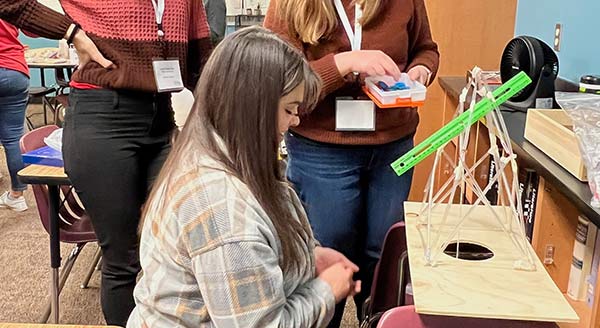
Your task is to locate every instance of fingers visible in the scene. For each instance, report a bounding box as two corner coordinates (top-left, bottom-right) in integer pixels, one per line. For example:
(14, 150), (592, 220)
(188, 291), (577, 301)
(378, 52), (401, 80)
(72, 30), (113, 69)
(341, 258), (359, 272)
(334, 251), (359, 272)
(365, 51), (400, 79)
(408, 66), (428, 84)
(350, 280), (362, 297)
(408, 68), (420, 82)
(367, 64), (385, 77)
(77, 55), (90, 70)
(92, 52), (114, 69)
(374, 63), (387, 76)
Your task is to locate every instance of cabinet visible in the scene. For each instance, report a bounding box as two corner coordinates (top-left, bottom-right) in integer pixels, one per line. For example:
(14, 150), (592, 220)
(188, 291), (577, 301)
(532, 178), (594, 328)
(410, 0), (518, 201)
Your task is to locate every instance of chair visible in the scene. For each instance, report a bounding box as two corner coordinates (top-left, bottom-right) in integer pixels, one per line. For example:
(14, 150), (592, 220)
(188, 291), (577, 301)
(19, 125), (101, 323)
(360, 221), (411, 328)
(52, 68), (71, 126)
(376, 305), (558, 328)
(27, 86), (57, 129)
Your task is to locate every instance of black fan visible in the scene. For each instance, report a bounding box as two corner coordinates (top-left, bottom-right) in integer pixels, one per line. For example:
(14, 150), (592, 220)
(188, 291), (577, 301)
(500, 36), (559, 111)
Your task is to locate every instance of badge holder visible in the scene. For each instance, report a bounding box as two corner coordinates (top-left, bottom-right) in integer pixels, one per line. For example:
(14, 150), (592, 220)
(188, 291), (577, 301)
(335, 97), (375, 131)
(152, 58), (184, 93)
(150, 2), (184, 94)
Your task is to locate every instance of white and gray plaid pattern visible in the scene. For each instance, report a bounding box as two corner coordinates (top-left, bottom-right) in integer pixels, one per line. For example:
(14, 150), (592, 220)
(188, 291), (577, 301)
(127, 157), (335, 328)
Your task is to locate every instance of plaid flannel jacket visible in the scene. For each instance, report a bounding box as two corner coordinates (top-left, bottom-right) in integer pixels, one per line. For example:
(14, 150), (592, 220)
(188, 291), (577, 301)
(127, 155), (335, 328)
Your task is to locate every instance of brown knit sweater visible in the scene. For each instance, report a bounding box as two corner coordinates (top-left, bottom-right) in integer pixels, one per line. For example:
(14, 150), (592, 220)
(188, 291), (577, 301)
(0, 0), (212, 92)
(264, 0), (439, 145)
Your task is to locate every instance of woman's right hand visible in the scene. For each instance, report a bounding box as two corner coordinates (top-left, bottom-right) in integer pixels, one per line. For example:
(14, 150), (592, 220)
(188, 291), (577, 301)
(318, 262), (361, 303)
(72, 29), (113, 69)
(334, 50), (401, 80)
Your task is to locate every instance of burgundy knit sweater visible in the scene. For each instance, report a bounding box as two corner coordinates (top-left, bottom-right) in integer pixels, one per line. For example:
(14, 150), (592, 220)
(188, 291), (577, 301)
(264, 0), (439, 145)
(0, 0), (212, 92)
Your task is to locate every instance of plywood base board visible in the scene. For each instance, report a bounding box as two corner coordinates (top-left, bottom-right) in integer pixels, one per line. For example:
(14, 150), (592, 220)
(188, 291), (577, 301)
(404, 201), (578, 323)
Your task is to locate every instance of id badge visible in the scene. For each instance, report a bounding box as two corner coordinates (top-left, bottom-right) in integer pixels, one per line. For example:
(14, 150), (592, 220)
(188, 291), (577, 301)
(152, 59), (184, 93)
(335, 99), (375, 131)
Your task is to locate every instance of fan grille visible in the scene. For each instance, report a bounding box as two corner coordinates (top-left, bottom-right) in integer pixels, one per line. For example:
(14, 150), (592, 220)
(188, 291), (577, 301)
(501, 38), (536, 101)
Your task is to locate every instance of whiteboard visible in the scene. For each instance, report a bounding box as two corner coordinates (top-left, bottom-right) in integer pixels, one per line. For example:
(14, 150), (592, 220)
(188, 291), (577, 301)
(37, 0), (63, 13)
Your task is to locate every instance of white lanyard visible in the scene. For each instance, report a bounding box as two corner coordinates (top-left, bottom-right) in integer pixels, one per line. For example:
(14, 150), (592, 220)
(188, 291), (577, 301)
(333, 0), (362, 51)
(150, 0), (165, 38)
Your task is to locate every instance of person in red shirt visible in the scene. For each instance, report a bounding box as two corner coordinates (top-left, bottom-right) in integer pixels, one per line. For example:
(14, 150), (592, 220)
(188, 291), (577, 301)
(0, 20), (30, 212)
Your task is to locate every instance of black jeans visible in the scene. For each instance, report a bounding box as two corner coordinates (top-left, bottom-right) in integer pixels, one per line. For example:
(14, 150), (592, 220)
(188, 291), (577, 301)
(63, 88), (175, 326)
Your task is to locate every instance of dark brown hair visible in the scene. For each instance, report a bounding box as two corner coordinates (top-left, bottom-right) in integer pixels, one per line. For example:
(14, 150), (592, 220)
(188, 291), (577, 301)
(144, 26), (321, 273)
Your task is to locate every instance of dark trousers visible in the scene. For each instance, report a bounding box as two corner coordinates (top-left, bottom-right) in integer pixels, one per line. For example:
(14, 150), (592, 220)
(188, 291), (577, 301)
(286, 132), (414, 328)
(62, 88), (175, 326)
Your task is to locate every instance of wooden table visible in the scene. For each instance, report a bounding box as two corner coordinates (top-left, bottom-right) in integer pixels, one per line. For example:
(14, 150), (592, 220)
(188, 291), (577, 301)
(25, 49), (75, 126)
(17, 165), (70, 324)
(25, 47), (75, 88)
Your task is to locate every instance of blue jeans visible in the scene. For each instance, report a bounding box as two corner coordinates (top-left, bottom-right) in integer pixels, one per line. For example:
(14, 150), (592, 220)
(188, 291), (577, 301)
(286, 132), (414, 328)
(0, 68), (29, 192)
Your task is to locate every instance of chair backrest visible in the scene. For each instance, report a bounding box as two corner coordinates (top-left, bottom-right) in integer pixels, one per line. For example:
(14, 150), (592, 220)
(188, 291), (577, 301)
(376, 305), (559, 328)
(54, 67), (70, 89)
(369, 221), (410, 315)
(19, 125), (96, 244)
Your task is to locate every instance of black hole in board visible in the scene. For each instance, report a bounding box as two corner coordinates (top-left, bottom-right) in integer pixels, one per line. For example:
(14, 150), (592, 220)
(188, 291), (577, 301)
(443, 241), (494, 261)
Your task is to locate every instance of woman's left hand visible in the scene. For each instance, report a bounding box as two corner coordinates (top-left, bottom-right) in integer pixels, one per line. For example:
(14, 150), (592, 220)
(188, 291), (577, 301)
(314, 246), (358, 276)
(408, 65), (431, 85)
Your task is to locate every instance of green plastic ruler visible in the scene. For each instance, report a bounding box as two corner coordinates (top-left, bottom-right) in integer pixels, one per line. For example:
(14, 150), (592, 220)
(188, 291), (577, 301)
(391, 71), (532, 176)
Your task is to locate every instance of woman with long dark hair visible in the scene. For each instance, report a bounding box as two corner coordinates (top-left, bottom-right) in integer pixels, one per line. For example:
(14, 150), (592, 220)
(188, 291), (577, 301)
(127, 27), (360, 328)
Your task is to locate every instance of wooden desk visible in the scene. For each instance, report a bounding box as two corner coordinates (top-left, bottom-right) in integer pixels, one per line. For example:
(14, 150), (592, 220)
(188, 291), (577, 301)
(18, 164), (67, 184)
(18, 165), (70, 324)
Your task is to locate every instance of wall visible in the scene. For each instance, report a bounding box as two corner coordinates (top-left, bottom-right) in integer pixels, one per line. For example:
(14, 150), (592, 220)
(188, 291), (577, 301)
(409, 0), (518, 201)
(226, 0), (269, 15)
(515, 0), (600, 82)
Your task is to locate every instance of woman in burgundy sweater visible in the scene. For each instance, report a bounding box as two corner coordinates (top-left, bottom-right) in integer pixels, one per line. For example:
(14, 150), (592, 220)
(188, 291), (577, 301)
(0, 1), (212, 325)
(264, 0), (439, 326)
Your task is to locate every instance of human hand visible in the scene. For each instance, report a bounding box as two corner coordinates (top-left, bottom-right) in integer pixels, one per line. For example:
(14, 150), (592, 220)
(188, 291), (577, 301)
(72, 29), (113, 69)
(407, 65), (431, 85)
(334, 50), (401, 80)
(314, 246), (358, 276)
(318, 262), (361, 303)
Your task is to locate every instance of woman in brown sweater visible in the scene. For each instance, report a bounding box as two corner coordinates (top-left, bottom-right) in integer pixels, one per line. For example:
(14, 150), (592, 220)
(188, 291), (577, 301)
(264, 0), (439, 326)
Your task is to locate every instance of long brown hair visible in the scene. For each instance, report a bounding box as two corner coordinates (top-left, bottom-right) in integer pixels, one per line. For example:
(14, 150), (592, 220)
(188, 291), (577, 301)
(276, 0), (383, 44)
(144, 26), (321, 273)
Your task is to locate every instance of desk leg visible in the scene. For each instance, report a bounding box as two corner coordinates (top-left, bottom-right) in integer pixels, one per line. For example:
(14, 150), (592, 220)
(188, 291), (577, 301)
(48, 185), (61, 324)
(40, 69), (48, 125)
